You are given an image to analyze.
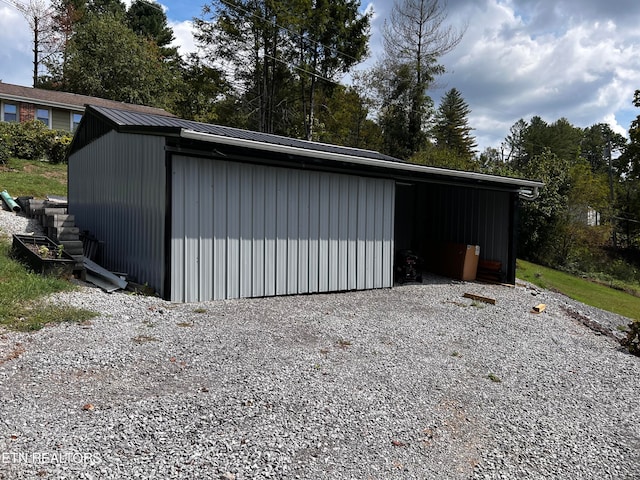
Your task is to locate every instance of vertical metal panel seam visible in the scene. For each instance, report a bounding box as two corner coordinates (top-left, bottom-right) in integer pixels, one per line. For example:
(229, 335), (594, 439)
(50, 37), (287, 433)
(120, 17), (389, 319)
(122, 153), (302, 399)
(164, 150), (172, 301)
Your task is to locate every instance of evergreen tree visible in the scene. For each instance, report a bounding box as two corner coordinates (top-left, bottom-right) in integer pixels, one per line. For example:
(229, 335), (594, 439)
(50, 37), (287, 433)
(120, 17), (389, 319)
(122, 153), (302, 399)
(432, 87), (476, 159)
(126, 0), (178, 58)
(86, 0), (125, 18)
(502, 118), (527, 165)
(292, 0), (370, 140)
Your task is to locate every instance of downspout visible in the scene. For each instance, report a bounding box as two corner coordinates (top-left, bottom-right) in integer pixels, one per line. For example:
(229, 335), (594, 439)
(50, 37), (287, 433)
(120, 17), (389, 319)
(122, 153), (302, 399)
(518, 186), (540, 201)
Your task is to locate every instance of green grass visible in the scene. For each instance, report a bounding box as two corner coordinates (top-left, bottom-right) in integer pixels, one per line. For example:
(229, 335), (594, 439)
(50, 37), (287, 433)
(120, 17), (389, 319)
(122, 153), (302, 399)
(0, 240), (95, 332)
(0, 158), (67, 198)
(517, 259), (640, 321)
(0, 158), (95, 331)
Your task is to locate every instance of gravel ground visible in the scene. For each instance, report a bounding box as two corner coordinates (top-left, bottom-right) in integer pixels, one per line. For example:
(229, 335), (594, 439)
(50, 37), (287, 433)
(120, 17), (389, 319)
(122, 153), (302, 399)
(0, 209), (639, 479)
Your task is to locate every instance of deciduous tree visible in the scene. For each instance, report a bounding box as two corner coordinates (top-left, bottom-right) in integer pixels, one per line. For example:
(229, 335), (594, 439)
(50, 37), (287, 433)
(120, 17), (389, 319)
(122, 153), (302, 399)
(194, 0), (370, 138)
(516, 148), (570, 265)
(172, 53), (230, 123)
(194, 0), (295, 134)
(616, 90), (640, 248)
(8, 0), (57, 87)
(63, 14), (174, 106)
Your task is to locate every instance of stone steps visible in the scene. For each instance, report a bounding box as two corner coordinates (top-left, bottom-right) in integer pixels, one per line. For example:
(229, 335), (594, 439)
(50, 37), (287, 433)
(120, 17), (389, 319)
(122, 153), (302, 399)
(25, 198), (84, 273)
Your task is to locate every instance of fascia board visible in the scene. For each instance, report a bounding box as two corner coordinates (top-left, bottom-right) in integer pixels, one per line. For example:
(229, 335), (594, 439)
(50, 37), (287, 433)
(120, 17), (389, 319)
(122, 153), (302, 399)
(180, 128), (544, 192)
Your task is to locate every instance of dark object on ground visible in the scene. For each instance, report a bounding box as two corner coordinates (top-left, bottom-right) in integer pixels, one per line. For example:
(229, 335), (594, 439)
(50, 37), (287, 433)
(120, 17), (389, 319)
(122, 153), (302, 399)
(11, 234), (75, 276)
(395, 250), (422, 284)
(621, 320), (640, 356)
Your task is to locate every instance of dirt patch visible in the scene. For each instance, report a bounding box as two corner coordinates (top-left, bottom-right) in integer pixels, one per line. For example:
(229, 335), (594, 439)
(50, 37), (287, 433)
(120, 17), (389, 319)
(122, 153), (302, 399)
(42, 170), (66, 182)
(560, 305), (619, 341)
(0, 341), (25, 366)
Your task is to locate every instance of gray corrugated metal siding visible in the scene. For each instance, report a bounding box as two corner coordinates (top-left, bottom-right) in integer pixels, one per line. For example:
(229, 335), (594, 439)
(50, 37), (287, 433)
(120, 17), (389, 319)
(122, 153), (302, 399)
(170, 155), (395, 302)
(68, 131), (167, 295)
(415, 183), (512, 274)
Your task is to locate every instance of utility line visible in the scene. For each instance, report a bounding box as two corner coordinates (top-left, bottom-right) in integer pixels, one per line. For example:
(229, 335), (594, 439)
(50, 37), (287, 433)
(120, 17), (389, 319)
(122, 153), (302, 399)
(141, 0), (345, 84)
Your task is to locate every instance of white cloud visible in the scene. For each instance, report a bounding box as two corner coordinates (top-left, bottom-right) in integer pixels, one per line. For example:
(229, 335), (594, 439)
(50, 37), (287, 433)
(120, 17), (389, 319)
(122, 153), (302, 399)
(602, 113), (628, 138)
(0, 6), (35, 86)
(360, 1), (390, 67)
(433, 0), (640, 151)
(169, 20), (196, 58)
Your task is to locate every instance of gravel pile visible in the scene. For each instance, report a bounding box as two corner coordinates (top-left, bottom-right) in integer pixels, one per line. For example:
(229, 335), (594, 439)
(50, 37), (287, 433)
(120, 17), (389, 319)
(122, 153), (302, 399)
(0, 208), (638, 479)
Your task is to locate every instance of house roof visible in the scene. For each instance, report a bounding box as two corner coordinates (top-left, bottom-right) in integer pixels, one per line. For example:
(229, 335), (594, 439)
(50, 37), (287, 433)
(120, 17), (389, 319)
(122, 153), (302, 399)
(0, 82), (174, 117)
(73, 105), (544, 197)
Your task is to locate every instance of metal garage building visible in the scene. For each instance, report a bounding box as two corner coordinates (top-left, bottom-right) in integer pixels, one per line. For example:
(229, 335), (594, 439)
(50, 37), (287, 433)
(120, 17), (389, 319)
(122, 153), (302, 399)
(68, 105), (542, 302)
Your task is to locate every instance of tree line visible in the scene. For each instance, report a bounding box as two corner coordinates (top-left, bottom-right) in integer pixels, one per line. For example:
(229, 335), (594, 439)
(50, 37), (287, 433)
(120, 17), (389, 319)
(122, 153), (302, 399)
(24, 0), (640, 280)
(32, 0), (470, 155)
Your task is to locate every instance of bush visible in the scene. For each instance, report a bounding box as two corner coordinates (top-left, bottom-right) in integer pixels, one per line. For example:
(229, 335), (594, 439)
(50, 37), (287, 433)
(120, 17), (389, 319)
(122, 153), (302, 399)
(0, 121), (73, 164)
(621, 320), (640, 356)
(46, 131), (73, 164)
(0, 128), (10, 164)
(8, 120), (50, 160)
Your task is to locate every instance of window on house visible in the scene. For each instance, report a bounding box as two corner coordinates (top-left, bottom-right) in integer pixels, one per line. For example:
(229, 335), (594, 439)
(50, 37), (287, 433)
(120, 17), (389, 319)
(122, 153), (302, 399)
(72, 113), (82, 131)
(36, 108), (50, 126)
(3, 103), (18, 122)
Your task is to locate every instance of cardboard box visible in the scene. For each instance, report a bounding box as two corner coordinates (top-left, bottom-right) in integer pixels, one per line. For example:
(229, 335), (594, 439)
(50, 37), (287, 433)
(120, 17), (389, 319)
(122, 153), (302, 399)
(433, 243), (480, 281)
(459, 244), (480, 281)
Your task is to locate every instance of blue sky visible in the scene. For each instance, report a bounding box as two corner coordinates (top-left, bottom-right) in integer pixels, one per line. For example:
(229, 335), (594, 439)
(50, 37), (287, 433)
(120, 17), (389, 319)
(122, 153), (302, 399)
(1, 0), (639, 153)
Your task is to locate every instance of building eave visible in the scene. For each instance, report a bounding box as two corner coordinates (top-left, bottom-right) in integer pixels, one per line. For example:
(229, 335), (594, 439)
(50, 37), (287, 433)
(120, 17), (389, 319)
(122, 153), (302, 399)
(180, 128), (544, 197)
(0, 92), (85, 112)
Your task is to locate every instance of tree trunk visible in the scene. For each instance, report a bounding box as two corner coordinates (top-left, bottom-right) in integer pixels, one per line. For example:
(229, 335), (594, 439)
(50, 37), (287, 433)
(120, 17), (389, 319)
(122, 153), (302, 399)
(32, 15), (39, 87)
(306, 49), (318, 141)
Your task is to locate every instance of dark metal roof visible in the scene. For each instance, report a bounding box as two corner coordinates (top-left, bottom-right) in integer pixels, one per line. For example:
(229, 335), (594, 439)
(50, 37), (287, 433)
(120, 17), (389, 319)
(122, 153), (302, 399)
(86, 104), (402, 163)
(73, 105), (543, 195)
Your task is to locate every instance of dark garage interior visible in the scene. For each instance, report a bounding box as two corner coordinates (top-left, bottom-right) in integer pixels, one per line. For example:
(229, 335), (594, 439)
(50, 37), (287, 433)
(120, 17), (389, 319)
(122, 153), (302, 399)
(394, 180), (519, 284)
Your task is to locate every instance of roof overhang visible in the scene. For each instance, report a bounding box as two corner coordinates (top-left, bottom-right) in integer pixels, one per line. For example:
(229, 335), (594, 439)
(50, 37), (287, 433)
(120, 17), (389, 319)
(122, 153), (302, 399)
(180, 129), (543, 200)
(0, 92), (85, 112)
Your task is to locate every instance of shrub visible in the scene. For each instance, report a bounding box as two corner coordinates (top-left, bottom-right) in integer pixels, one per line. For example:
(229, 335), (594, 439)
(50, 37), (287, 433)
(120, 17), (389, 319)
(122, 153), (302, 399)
(0, 128), (10, 164)
(1, 121), (73, 164)
(621, 320), (640, 356)
(46, 131), (73, 164)
(8, 120), (50, 160)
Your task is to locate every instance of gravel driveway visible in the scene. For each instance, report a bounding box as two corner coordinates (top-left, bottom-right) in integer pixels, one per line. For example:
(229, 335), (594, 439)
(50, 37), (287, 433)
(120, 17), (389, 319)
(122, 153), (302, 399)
(1, 210), (639, 479)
